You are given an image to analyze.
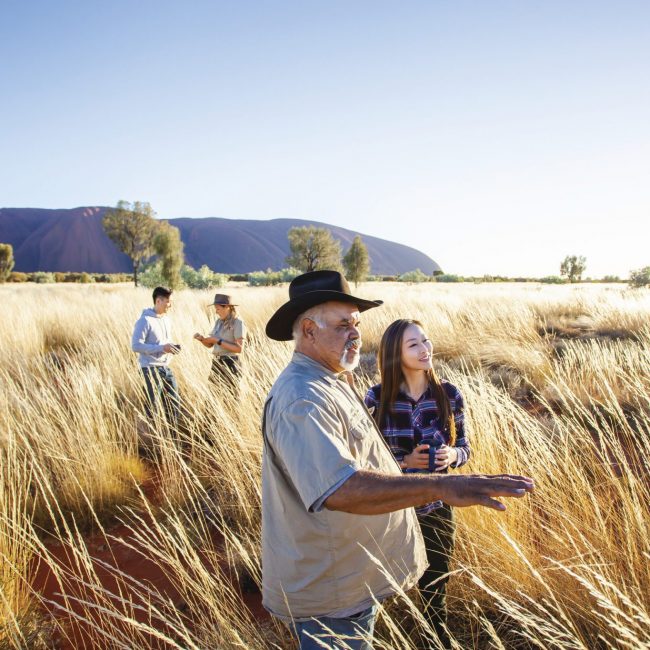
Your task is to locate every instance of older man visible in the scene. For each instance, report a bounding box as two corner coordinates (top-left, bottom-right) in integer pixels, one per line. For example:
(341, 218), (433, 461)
(262, 271), (534, 649)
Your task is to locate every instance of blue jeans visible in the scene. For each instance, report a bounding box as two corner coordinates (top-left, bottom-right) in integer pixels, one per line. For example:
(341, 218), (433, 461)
(292, 606), (377, 650)
(141, 366), (180, 429)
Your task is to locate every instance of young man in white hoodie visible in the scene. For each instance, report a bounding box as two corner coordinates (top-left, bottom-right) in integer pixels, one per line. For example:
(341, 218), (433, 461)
(131, 286), (181, 429)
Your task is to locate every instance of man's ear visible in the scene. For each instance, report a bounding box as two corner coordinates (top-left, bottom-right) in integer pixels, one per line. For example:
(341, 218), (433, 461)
(302, 318), (317, 342)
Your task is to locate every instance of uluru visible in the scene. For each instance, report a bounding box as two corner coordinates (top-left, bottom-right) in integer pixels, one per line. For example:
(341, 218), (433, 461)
(0, 207), (441, 276)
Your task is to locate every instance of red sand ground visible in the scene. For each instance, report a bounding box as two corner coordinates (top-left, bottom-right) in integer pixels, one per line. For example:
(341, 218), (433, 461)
(29, 475), (269, 649)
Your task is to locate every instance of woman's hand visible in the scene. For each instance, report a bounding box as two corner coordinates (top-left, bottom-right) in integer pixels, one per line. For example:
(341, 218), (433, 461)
(402, 444), (430, 470)
(433, 445), (458, 471)
(194, 333), (215, 348)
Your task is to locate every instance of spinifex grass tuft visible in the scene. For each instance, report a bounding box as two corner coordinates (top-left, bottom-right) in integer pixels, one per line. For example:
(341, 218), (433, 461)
(1, 281), (649, 648)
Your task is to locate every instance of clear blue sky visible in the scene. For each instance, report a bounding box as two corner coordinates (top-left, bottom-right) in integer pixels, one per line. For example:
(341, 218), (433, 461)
(2, 1), (649, 277)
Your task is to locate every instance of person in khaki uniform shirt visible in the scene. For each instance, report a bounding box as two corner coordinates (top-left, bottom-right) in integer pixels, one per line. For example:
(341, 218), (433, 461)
(262, 271), (535, 650)
(193, 293), (246, 392)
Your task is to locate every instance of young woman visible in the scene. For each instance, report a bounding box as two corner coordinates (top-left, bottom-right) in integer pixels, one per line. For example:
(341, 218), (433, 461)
(193, 294), (246, 392)
(364, 319), (470, 647)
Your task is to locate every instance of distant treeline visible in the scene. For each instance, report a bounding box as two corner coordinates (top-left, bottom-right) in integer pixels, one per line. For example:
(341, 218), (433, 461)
(3, 269), (629, 285)
(7, 271), (133, 283)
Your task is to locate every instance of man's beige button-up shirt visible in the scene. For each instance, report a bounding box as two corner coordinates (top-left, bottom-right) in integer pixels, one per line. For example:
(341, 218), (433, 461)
(261, 352), (427, 620)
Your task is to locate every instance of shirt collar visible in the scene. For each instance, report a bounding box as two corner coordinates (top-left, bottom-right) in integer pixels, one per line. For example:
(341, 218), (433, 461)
(291, 351), (341, 381)
(397, 383), (433, 404)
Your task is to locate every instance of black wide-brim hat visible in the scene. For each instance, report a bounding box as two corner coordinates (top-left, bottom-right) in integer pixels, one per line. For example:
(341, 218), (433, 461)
(266, 270), (383, 341)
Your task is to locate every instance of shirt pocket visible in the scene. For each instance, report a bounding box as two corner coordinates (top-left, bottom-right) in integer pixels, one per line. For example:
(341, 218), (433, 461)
(348, 409), (373, 440)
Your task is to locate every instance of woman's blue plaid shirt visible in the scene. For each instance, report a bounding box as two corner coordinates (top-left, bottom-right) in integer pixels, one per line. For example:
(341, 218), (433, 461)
(364, 381), (471, 515)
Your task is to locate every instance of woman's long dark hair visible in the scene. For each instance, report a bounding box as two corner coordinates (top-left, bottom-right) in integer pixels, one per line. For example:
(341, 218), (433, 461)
(375, 319), (456, 444)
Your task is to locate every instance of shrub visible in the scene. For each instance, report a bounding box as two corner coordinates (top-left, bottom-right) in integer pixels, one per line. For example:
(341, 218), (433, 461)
(92, 273), (132, 283)
(54, 272), (66, 283)
(247, 270), (273, 287)
(434, 274), (463, 283)
(540, 275), (567, 284)
(138, 262), (166, 288)
(181, 264), (227, 290)
(248, 268), (301, 286)
(141, 262), (225, 289)
(9, 272), (28, 282)
(629, 267), (650, 288)
(0, 243), (14, 282)
(398, 269), (432, 283)
(109, 273), (133, 283)
(80, 272), (94, 284)
(602, 275), (622, 283)
(58, 272), (81, 282)
(30, 272), (55, 284)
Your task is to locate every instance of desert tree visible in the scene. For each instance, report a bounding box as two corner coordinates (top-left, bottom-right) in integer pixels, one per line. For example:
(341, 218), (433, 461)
(560, 255), (587, 283)
(286, 226), (342, 272)
(102, 201), (158, 286)
(0, 243), (15, 283)
(153, 221), (185, 289)
(629, 266), (650, 288)
(343, 235), (370, 287)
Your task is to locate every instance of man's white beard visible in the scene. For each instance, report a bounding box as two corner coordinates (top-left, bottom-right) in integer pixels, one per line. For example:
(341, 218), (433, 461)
(339, 341), (362, 371)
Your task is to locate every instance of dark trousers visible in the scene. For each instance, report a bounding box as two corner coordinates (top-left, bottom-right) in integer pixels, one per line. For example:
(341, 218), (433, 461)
(141, 366), (180, 430)
(209, 356), (240, 393)
(418, 505), (456, 648)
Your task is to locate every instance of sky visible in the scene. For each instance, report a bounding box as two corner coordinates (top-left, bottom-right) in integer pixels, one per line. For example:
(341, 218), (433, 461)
(1, 0), (649, 278)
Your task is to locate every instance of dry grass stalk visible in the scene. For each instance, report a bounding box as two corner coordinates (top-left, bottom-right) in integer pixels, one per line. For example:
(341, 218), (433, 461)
(1, 282), (649, 648)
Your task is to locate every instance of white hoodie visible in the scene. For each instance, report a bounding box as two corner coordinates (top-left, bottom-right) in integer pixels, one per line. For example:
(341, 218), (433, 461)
(131, 308), (173, 368)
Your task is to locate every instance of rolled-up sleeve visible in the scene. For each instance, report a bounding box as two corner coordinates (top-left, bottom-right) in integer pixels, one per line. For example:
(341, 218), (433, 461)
(269, 398), (360, 512)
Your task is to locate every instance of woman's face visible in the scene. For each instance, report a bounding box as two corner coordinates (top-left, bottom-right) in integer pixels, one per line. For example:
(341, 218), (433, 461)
(400, 323), (433, 373)
(214, 304), (230, 320)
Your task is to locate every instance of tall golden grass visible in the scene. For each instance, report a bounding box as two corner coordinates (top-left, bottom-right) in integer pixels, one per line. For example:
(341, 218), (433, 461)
(1, 281), (649, 649)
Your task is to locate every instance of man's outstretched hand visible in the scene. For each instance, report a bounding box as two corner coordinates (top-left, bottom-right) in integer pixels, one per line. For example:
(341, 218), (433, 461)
(436, 474), (535, 511)
(324, 470), (534, 515)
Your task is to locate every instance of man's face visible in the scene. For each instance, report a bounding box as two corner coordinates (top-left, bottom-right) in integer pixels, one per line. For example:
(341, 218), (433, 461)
(154, 296), (172, 315)
(308, 302), (362, 373)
